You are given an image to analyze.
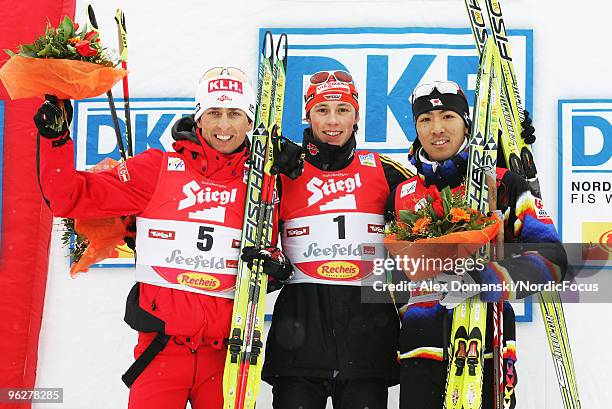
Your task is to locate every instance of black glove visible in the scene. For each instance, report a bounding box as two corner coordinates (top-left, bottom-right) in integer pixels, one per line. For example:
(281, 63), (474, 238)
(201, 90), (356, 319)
(241, 246), (293, 282)
(520, 109), (535, 144)
(271, 125), (304, 180)
(122, 215), (137, 252)
(33, 94), (73, 139)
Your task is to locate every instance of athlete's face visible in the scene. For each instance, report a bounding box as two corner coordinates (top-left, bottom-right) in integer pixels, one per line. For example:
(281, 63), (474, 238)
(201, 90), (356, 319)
(197, 108), (252, 154)
(307, 101), (359, 146)
(415, 110), (468, 161)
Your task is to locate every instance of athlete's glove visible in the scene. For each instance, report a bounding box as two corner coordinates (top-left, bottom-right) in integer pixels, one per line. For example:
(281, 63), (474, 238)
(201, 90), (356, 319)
(122, 216), (137, 252)
(438, 271), (479, 309)
(520, 109), (535, 144)
(271, 125), (304, 180)
(33, 94), (73, 140)
(241, 246), (294, 282)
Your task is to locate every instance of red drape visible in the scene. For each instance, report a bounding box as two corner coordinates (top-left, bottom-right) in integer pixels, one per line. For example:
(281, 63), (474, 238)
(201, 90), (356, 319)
(0, 1), (76, 407)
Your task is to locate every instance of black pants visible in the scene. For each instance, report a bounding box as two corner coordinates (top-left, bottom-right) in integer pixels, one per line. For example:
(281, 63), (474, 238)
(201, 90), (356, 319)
(400, 358), (517, 409)
(271, 376), (389, 409)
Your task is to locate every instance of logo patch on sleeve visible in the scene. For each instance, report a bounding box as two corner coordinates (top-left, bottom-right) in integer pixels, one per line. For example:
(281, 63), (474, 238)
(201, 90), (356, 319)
(117, 162), (130, 182)
(400, 181), (417, 198)
(167, 157), (185, 171)
(534, 198), (551, 220)
(358, 153), (376, 167)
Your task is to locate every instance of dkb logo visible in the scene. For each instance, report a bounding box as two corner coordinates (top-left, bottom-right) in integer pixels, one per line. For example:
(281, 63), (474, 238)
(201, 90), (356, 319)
(261, 27), (533, 155)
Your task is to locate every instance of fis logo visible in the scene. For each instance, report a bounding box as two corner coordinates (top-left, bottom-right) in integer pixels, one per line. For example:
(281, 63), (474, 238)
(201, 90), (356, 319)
(167, 157), (185, 171)
(306, 173), (362, 209)
(208, 79), (243, 94)
(400, 181), (417, 198)
(262, 28), (532, 153)
(178, 181), (238, 210)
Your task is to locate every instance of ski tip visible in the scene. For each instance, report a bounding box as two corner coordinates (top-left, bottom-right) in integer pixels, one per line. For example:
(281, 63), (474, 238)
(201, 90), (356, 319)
(86, 4), (98, 29)
(275, 33), (288, 61)
(262, 31), (274, 59)
(115, 9), (126, 30)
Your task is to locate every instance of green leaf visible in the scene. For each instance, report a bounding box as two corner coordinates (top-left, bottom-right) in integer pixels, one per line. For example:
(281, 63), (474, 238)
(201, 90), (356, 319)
(36, 43), (54, 57)
(58, 16), (75, 38)
(4, 49), (15, 57)
(20, 43), (38, 54)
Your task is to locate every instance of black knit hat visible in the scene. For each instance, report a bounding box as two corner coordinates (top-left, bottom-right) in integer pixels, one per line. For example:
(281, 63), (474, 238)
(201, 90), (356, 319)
(409, 83), (471, 161)
(411, 89), (471, 130)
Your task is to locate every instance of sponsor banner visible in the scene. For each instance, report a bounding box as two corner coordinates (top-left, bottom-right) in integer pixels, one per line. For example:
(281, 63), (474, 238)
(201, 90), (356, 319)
(72, 98), (194, 168)
(261, 27), (532, 161)
(558, 100), (612, 269)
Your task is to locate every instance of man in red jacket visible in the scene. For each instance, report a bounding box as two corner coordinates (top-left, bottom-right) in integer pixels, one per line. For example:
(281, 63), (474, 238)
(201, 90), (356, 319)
(34, 67), (297, 409)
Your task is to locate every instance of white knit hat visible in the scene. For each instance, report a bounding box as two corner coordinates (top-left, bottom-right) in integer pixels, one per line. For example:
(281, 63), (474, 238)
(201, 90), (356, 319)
(193, 67), (256, 122)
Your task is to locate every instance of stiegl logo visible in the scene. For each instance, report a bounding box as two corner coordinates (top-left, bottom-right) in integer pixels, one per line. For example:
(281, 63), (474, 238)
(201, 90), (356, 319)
(306, 173), (362, 206)
(178, 180), (237, 210)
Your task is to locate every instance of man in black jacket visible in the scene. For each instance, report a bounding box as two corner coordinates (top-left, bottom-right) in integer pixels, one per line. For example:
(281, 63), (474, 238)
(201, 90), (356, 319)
(262, 70), (412, 409)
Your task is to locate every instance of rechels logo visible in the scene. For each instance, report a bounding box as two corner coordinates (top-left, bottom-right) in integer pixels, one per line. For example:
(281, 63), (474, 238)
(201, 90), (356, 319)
(208, 79), (243, 94)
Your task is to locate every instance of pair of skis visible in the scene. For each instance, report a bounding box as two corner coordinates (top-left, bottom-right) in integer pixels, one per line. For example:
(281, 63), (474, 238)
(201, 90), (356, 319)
(444, 36), (503, 409)
(86, 4), (133, 161)
(222, 31), (288, 409)
(464, 1), (581, 408)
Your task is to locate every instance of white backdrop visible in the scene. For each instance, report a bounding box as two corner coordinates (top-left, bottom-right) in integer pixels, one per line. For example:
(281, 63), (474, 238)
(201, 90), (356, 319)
(34, 0), (612, 408)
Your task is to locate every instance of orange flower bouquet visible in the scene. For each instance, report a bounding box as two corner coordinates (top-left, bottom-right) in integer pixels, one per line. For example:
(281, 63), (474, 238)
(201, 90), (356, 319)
(385, 185), (500, 280)
(0, 16), (127, 102)
(59, 158), (135, 277)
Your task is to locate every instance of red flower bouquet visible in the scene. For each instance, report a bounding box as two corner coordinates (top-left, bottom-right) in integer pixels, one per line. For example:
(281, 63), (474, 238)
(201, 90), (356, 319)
(0, 16), (127, 100)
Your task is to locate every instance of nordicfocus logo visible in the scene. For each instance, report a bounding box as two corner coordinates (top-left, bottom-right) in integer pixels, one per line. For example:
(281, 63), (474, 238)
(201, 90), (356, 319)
(178, 180), (238, 210)
(148, 229), (176, 240)
(303, 243), (362, 258)
(177, 272), (221, 291)
(287, 226), (310, 237)
(317, 261), (360, 279)
(306, 173), (362, 207)
(368, 224), (385, 234)
(208, 79), (243, 94)
(226, 259), (239, 269)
